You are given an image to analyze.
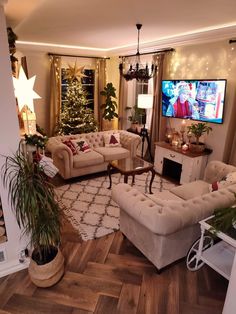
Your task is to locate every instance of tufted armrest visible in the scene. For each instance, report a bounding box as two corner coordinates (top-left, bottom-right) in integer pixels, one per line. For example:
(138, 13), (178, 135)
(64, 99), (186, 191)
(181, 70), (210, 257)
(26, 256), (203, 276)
(204, 160), (236, 183)
(46, 137), (73, 178)
(119, 130), (141, 157)
(112, 183), (236, 236)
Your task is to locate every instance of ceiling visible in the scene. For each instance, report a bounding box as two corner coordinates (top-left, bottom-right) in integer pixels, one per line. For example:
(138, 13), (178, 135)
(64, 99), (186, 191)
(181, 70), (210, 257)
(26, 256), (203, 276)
(4, 0), (236, 57)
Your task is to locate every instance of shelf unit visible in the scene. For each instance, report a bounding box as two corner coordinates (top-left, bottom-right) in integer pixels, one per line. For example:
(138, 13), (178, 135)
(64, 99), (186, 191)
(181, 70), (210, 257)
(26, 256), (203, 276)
(199, 217), (236, 280)
(154, 142), (211, 184)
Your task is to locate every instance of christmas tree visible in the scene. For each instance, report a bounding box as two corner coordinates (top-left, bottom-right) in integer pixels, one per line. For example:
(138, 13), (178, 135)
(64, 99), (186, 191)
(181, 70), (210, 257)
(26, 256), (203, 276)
(57, 64), (98, 135)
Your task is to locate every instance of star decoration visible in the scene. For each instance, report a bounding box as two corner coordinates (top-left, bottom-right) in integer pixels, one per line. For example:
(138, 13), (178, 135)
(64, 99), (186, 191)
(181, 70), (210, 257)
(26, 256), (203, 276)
(13, 67), (41, 112)
(64, 63), (87, 81)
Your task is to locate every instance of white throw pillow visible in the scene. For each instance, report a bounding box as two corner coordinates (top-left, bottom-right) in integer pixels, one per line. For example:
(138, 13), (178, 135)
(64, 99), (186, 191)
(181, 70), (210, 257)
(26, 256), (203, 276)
(103, 133), (121, 147)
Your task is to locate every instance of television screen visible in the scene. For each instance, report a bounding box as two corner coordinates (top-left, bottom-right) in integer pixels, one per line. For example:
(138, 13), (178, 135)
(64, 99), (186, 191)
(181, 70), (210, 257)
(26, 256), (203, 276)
(161, 79), (227, 124)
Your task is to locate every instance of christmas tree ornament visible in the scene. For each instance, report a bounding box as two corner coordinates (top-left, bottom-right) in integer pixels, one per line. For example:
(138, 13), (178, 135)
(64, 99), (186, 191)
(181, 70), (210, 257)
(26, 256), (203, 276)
(64, 63), (87, 82)
(13, 67), (41, 112)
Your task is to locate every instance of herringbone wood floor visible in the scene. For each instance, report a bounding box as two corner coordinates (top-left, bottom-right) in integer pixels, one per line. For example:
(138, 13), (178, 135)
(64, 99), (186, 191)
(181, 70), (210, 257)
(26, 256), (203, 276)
(0, 216), (228, 314)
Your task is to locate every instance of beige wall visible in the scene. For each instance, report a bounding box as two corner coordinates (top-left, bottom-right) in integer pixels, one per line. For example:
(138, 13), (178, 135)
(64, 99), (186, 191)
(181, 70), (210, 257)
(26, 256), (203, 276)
(0, 4), (28, 277)
(163, 40), (236, 162)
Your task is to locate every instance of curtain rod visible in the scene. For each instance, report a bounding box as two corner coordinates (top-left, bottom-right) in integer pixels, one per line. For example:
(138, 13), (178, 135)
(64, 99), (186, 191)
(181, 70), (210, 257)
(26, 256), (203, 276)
(119, 48), (175, 58)
(48, 52), (110, 60)
(229, 39), (236, 44)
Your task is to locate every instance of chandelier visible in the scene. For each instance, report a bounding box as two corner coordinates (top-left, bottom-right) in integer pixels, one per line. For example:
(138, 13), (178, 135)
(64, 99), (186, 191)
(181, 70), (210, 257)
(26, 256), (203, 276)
(119, 24), (157, 81)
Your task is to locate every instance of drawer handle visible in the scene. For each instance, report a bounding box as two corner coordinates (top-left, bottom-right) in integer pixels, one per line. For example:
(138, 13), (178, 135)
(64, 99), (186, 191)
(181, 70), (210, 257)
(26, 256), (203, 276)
(170, 154), (176, 158)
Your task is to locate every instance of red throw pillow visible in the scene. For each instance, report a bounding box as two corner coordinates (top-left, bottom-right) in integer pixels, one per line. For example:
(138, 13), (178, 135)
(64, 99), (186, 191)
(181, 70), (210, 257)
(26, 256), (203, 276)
(62, 140), (77, 155)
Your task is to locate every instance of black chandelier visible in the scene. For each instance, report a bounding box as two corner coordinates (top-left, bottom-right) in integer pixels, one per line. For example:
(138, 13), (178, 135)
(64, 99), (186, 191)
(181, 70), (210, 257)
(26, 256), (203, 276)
(119, 24), (158, 81)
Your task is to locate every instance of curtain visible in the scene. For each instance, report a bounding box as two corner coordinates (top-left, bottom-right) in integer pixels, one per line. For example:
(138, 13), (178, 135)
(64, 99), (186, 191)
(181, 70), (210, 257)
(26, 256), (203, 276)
(222, 93), (236, 165)
(97, 59), (107, 130)
(150, 53), (165, 156)
(118, 76), (128, 130)
(49, 56), (61, 136)
(229, 137), (236, 165)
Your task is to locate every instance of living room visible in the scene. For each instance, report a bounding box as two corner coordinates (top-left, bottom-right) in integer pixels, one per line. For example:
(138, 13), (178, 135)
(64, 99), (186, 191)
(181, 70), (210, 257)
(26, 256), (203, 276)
(1, 0), (236, 313)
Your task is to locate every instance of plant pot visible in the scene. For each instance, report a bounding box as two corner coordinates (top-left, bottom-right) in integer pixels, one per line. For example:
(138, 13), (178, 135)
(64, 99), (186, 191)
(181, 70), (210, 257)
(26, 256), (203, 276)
(28, 247), (64, 288)
(102, 119), (114, 131)
(131, 122), (138, 131)
(189, 142), (205, 153)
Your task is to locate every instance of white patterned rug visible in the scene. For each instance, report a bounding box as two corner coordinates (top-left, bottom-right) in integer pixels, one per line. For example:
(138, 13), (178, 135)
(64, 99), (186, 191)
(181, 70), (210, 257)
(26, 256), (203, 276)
(55, 173), (176, 241)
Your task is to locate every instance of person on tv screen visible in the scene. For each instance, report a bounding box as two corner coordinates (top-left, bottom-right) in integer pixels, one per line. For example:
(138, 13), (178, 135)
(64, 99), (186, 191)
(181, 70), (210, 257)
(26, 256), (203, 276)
(166, 82), (200, 119)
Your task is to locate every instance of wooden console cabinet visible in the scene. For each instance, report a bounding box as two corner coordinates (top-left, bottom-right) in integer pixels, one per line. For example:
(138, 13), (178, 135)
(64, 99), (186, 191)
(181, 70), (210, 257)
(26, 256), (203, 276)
(154, 142), (212, 184)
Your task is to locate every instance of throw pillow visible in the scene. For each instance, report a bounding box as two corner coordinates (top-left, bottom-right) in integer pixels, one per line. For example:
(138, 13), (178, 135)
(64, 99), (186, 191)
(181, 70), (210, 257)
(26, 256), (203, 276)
(62, 140), (77, 155)
(72, 139), (91, 154)
(209, 171), (236, 192)
(103, 133), (121, 147)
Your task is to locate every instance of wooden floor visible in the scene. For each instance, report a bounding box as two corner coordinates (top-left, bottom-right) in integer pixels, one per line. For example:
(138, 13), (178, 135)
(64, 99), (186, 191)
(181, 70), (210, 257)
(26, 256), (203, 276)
(0, 215), (228, 314)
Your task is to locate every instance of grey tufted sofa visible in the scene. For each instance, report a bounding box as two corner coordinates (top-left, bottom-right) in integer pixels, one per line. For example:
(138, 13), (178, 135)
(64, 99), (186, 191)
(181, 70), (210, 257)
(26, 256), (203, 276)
(46, 130), (141, 179)
(112, 160), (236, 271)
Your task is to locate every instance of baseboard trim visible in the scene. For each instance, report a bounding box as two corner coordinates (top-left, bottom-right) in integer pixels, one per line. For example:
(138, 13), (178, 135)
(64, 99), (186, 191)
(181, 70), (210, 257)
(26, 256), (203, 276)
(0, 258), (30, 278)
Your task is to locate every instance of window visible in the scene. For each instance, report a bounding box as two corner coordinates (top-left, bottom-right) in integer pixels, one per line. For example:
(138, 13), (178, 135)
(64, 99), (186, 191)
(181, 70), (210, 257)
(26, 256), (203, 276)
(61, 68), (95, 112)
(126, 78), (153, 129)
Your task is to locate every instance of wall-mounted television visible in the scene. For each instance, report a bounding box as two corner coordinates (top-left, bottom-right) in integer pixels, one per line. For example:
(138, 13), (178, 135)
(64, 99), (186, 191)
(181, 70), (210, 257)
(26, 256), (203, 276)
(161, 79), (227, 124)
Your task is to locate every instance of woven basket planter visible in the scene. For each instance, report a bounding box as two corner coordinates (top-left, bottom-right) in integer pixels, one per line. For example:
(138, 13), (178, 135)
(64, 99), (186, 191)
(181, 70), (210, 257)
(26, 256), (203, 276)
(28, 248), (64, 288)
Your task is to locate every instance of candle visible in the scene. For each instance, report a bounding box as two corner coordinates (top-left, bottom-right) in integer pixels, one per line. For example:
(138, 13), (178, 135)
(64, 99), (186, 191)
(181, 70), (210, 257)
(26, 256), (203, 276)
(182, 144), (189, 151)
(180, 120), (186, 132)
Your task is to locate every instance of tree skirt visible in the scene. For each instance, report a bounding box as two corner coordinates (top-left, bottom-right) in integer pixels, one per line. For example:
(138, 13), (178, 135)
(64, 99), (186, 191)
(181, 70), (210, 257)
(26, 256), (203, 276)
(55, 173), (176, 241)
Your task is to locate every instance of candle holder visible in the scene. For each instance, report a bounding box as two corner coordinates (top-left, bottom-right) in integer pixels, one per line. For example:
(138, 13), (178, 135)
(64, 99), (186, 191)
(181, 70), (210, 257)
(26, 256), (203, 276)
(180, 130), (185, 144)
(187, 132), (192, 145)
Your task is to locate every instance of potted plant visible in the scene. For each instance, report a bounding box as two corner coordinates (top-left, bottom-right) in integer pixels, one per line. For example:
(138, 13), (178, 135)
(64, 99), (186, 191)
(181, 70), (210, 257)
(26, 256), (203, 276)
(187, 122), (212, 153)
(126, 104), (144, 131)
(100, 82), (118, 130)
(2, 147), (64, 287)
(24, 133), (48, 150)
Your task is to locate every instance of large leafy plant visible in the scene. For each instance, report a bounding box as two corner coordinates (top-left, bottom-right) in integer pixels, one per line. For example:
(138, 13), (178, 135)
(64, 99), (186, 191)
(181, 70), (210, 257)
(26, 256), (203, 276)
(210, 202), (236, 235)
(100, 82), (118, 121)
(187, 122), (212, 145)
(2, 148), (61, 264)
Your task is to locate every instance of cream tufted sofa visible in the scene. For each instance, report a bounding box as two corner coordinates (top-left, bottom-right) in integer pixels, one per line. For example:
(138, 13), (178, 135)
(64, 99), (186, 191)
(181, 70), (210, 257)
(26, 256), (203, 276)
(46, 130), (141, 179)
(112, 160), (236, 271)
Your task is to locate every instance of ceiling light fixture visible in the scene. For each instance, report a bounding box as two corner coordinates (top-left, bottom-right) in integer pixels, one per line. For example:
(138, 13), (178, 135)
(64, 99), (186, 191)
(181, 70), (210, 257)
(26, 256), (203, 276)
(119, 24), (157, 81)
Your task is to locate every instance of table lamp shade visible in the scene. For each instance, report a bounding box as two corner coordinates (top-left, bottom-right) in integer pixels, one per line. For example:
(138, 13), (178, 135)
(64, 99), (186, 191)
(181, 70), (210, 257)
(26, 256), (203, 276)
(137, 94), (153, 109)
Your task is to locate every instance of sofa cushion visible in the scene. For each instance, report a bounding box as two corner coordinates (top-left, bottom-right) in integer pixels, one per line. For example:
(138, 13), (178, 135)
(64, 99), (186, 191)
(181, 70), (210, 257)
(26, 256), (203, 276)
(170, 180), (210, 200)
(94, 147), (130, 161)
(146, 190), (183, 206)
(73, 150), (104, 168)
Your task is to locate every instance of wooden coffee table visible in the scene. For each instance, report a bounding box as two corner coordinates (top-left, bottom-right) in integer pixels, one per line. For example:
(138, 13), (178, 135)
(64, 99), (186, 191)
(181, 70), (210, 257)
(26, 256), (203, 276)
(107, 156), (155, 194)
